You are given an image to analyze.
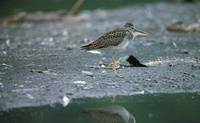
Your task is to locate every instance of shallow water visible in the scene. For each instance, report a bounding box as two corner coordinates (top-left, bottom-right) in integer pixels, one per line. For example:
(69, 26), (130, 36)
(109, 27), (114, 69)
(0, 92), (200, 123)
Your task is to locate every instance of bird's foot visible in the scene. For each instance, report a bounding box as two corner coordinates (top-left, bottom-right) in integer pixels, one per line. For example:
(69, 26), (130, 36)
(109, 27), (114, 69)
(109, 60), (120, 70)
(109, 58), (123, 78)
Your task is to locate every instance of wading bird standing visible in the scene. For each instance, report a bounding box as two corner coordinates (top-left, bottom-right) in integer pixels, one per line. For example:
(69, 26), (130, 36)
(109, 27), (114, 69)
(81, 22), (147, 76)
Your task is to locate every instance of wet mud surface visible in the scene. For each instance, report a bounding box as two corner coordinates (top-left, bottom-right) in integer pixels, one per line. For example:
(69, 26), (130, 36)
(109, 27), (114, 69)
(0, 2), (200, 110)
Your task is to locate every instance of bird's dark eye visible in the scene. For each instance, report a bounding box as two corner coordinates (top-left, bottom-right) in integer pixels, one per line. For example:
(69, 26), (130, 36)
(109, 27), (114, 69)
(131, 27), (135, 31)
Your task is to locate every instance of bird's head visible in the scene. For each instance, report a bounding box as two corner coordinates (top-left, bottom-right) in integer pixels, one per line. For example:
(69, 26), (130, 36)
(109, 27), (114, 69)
(124, 22), (147, 38)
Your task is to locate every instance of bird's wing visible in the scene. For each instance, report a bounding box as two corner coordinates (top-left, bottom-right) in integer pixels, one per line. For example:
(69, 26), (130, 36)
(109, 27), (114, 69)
(81, 29), (127, 50)
(96, 29), (127, 47)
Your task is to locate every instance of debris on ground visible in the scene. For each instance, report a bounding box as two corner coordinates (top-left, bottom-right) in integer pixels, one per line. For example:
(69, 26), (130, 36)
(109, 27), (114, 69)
(126, 55), (147, 67)
(30, 68), (57, 75)
(167, 21), (200, 32)
(81, 70), (94, 77)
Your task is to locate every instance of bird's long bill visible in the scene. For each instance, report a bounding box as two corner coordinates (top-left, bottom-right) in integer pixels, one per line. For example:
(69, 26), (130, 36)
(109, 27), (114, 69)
(134, 29), (147, 37)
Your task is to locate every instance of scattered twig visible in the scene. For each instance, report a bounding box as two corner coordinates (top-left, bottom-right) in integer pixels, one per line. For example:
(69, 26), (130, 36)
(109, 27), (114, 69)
(30, 67), (57, 75)
(62, 0), (89, 21)
(30, 68), (49, 74)
(67, 0), (85, 16)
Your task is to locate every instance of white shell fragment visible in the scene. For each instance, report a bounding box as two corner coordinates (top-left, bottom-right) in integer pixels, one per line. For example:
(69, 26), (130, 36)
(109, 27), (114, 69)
(26, 94), (34, 99)
(6, 40), (10, 47)
(73, 80), (87, 85)
(62, 95), (70, 107)
(172, 42), (177, 48)
(132, 90), (145, 95)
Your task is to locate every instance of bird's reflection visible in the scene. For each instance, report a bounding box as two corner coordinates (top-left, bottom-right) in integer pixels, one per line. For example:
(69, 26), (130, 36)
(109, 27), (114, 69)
(83, 105), (136, 123)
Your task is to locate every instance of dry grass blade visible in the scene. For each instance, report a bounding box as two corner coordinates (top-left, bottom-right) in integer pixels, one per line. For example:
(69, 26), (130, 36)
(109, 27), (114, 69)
(67, 0), (85, 16)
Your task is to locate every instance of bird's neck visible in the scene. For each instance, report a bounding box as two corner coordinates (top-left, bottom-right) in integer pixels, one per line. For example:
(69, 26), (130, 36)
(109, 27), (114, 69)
(126, 30), (134, 40)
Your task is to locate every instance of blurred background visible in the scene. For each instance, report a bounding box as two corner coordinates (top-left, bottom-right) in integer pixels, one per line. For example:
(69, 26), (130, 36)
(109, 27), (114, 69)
(0, 0), (195, 19)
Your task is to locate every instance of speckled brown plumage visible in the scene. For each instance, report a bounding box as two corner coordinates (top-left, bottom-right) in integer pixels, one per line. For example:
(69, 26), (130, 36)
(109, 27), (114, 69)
(81, 28), (129, 50)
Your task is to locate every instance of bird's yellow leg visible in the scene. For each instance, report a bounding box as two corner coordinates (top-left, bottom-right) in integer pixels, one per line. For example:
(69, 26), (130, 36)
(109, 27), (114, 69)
(111, 55), (117, 71)
(111, 54), (122, 78)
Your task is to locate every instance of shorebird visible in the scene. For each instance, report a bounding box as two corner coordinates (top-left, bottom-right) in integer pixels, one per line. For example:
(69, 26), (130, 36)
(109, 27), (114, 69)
(83, 105), (136, 123)
(81, 22), (147, 76)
